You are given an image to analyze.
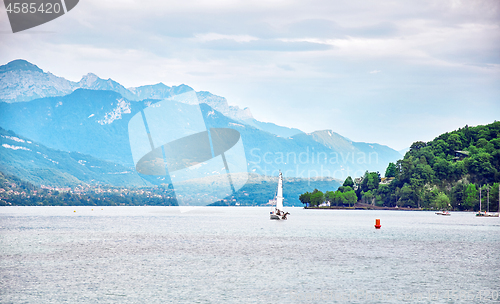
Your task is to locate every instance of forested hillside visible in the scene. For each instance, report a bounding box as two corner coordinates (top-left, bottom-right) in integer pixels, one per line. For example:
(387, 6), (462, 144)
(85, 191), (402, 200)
(300, 122), (500, 211)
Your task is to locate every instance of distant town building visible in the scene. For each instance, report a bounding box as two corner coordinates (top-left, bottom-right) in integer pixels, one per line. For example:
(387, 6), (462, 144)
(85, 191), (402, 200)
(453, 151), (469, 161)
(380, 177), (395, 185)
(354, 177), (363, 190)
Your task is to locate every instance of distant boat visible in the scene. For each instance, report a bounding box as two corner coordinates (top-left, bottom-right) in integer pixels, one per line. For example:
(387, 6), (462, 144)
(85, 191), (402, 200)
(436, 211), (451, 216)
(476, 185), (500, 217)
(476, 211), (499, 217)
(270, 171), (289, 220)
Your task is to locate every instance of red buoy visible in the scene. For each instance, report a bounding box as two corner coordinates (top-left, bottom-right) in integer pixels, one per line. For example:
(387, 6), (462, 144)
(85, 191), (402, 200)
(375, 219), (381, 229)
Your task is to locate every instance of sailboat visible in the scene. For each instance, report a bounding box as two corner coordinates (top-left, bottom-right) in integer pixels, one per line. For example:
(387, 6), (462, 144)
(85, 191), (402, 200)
(476, 185), (500, 217)
(270, 171), (289, 220)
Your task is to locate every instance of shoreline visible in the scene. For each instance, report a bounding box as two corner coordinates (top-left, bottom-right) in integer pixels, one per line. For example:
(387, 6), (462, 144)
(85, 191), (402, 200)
(303, 203), (477, 212)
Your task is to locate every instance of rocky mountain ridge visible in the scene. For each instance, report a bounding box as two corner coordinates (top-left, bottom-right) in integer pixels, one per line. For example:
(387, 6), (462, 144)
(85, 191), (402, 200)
(0, 59), (255, 125)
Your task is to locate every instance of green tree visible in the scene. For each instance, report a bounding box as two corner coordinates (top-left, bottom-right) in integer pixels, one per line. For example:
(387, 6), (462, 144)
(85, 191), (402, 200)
(476, 138), (488, 149)
(410, 141), (427, 152)
(451, 161), (467, 180)
(433, 158), (451, 182)
(344, 190), (357, 207)
(343, 176), (354, 188)
(385, 162), (397, 178)
(432, 192), (450, 210)
(450, 182), (465, 210)
(490, 183), (500, 212)
(432, 139), (449, 157)
(310, 189), (324, 207)
(377, 184), (391, 206)
(332, 191), (347, 206)
(448, 133), (462, 152)
(361, 171), (380, 192)
(463, 184), (478, 210)
(325, 191), (335, 203)
(465, 152), (496, 183)
(362, 190), (374, 205)
(399, 184), (417, 208)
(299, 192), (311, 206)
(337, 186), (353, 193)
(367, 172), (381, 190)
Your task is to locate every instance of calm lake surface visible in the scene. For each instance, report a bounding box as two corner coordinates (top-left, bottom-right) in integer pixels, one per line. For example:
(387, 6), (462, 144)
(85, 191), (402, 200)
(1, 207), (499, 303)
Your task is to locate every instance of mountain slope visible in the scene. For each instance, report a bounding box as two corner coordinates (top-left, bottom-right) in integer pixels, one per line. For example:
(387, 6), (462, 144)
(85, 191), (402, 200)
(0, 127), (149, 187)
(0, 88), (401, 179)
(78, 73), (137, 100)
(299, 130), (355, 152)
(0, 59), (402, 181)
(292, 130), (401, 174)
(242, 119), (303, 138)
(0, 59), (304, 137)
(0, 126), (342, 205)
(0, 89), (140, 166)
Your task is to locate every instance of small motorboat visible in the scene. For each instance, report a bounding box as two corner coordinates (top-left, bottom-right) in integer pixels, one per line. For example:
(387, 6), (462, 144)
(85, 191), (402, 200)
(435, 211), (451, 216)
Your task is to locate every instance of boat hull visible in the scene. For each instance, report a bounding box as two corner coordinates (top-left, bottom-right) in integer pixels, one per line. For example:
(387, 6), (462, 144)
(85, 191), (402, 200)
(476, 212), (499, 217)
(436, 212), (451, 216)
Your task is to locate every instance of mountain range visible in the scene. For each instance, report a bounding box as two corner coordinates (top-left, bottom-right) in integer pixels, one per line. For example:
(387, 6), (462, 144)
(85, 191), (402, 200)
(0, 127), (342, 206)
(0, 59), (402, 190)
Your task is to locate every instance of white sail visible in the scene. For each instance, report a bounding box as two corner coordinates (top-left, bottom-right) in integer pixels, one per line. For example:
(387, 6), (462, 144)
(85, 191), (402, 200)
(270, 171), (288, 220)
(276, 171), (283, 210)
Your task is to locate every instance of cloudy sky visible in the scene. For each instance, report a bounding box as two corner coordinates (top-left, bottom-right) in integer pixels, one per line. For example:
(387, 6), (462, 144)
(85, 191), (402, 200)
(1, 0), (499, 150)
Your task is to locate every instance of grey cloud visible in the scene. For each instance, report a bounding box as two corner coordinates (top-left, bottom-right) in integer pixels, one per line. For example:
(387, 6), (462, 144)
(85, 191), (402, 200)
(348, 21), (398, 38)
(276, 64), (295, 71)
(200, 39), (332, 52)
(285, 19), (398, 39)
(286, 19), (344, 38)
(3, 0), (498, 152)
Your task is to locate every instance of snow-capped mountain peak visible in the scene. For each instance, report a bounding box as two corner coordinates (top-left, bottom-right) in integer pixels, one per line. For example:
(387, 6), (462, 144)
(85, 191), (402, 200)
(1, 59), (253, 125)
(0, 59), (43, 73)
(78, 73), (100, 87)
(0, 60), (74, 103)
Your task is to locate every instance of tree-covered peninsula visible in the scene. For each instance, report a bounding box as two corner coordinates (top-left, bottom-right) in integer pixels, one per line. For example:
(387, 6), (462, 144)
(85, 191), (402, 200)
(300, 121), (500, 211)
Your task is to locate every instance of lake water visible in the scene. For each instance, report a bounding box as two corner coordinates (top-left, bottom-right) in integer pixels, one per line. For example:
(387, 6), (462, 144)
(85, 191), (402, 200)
(1, 207), (499, 303)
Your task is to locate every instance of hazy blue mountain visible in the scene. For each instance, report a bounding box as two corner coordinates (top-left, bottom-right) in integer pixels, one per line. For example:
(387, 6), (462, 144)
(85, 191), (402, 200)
(200, 104), (398, 178)
(0, 59), (402, 183)
(129, 83), (193, 100)
(129, 83), (173, 100)
(0, 127), (341, 206)
(0, 89), (141, 166)
(296, 130), (354, 151)
(0, 59), (305, 139)
(0, 60), (257, 130)
(241, 119), (304, 138)
(0, 127), (149, 187)
(0, 88), (400, 180)
(294, 130), (402, 172)
(78, 73), (137, 100)
(195, 90), (304, 137)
